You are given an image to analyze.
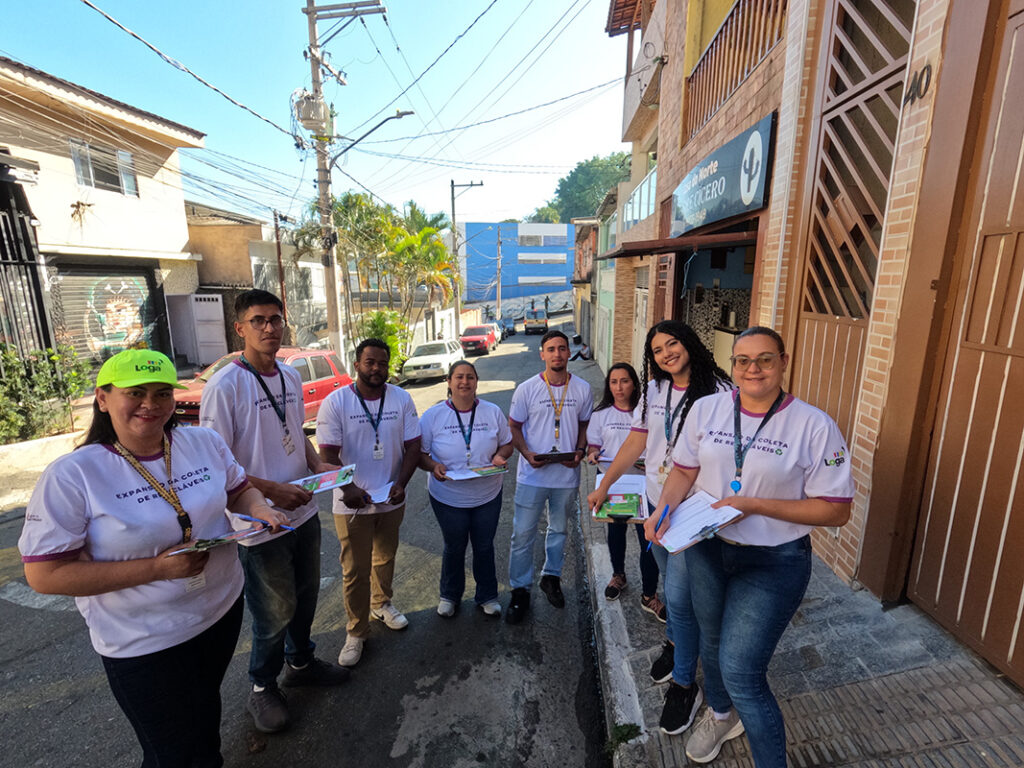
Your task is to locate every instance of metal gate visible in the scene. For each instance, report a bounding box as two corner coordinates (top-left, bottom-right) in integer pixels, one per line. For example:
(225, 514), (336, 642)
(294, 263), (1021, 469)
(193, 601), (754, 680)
(0, 179), (51, 356)
(789, 0), (915, 440)
(48, 265), (162, 368)
(909, 1), (1024, 686)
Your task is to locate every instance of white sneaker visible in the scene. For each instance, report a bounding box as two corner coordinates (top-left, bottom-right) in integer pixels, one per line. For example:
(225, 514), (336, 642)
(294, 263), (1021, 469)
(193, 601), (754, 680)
(437, 598), (456, 617)
(338, 635), (365, 667)
(371, 602), (409, 630)
(479, 599), (502, 617)
(685, 707), (745, 763)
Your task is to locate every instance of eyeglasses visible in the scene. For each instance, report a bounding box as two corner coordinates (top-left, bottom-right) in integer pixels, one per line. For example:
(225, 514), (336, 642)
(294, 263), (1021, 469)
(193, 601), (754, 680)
(730, 353), (781, 370)
(247, 315), (286, 330)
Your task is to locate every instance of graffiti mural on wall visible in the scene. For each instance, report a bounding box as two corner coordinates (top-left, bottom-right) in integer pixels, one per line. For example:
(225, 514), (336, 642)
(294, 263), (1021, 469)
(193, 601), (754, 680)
(83, 277), (154, 359)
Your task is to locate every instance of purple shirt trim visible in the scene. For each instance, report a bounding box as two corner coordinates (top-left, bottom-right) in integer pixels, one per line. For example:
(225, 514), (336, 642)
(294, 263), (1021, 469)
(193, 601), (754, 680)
(22, 547), (84, 564)
(226, 479), (250, 497)
(613, 405), (632, 412)
(673, 461), (699, 470)
(509, 418), (524, 427)
(100, 443), (164, 461)
(733, 390), (796, 417)
(403, 436), (422, 446)
(630, 426), (648, 434)
(318, 443), (340, 451)
(233, 358), (280, 376)
(445, 399), (479, 413)
(817, 496), (853, 503)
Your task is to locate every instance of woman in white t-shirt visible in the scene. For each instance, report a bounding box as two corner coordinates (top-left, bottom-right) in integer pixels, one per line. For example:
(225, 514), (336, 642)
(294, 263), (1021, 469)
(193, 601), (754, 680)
(419, 360), (514, 618)
(18, 349), (287, 768)
(651, 327), (854, 767)
(587, 320), (732, 738)
(585, 363), (659, 605)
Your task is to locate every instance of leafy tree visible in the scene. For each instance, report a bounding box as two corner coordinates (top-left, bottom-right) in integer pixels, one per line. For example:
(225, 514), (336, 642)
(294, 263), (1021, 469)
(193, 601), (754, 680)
(525, 202), (560, 223)
(0, 344), (91, 444)
(356, 310), (408, 378)
(404, 201), (449, 234)
(554, 152), (630, 220)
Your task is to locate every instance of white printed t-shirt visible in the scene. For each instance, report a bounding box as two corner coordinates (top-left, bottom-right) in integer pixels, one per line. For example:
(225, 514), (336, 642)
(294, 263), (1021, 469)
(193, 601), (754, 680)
(420, 399), (513, 507)
(672, 390), (855, 546)
(509, 372), (594, 489)
(200, 359), (317, 544)
(19, 427), (247, 658)
(586, 405), (643, 476)
(316, 383), (421, 515)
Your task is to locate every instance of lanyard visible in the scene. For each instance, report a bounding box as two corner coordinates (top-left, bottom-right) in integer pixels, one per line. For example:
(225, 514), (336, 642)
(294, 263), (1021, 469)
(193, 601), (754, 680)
(113, 436), (193, 543)
(731, 390), (786, 493)
(353, 383), (386, 446)
(239, 355), (287, 427)
(451, 400), (477, 460)
(542, 372), (570, 440)
(662, 384), (689, 445)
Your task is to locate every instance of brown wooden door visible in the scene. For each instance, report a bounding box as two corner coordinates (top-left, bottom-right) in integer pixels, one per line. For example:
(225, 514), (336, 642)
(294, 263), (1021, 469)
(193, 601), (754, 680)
(789, 0), (915, 440)
(908, 2), (1024, 685)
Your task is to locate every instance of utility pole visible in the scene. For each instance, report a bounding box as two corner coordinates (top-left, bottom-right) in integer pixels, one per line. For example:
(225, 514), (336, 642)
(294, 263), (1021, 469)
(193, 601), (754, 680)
(302, 0), (385, 358)
(450, 179), (483, 335)
(495, 224), (502, 320)
(272, 210), (290, 343)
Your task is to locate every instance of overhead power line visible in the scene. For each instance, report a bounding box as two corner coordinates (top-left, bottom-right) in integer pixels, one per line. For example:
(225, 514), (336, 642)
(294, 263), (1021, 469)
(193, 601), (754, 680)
(78, 0), (298, 141)
(343, 0), (500, 136)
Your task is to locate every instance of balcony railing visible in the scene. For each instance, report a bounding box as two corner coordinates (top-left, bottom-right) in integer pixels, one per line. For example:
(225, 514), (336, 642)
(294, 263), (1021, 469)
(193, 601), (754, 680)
(621, 167), (657, 234)
(684, 0), (787, 141)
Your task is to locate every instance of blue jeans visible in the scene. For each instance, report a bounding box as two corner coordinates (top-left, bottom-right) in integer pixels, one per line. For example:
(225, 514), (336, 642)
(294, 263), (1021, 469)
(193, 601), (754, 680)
(651, 542), (700, 686)
(102, 595), (243, 768)
(607, 521), (660, 596)
(430, 490), (503, 604)
(238, 515), (321, 687)
(686, 535), (812, 768)
(508, 484), (578, 589)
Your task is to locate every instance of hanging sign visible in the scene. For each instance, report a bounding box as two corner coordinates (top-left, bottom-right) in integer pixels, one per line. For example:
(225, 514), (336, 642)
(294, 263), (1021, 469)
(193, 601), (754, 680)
(669, 113), (776, 237)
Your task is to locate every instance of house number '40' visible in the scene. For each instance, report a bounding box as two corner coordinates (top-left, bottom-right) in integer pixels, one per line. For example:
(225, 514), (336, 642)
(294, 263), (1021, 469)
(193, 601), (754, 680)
(903, 64), (932, 107)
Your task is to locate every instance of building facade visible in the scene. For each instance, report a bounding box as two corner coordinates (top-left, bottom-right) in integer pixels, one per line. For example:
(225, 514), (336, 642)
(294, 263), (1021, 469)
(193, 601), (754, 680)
(0, 55), (203, 369)
(463, 221), (575, 318)
(598, 0), (1024, 685)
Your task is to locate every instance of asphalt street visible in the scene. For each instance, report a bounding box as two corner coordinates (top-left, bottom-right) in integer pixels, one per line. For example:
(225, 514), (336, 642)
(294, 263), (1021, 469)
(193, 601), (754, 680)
(0, 318), (609, 768)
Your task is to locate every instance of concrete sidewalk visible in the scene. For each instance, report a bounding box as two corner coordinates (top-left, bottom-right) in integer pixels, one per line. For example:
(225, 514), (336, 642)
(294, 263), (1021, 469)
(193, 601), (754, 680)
(569, 358), (1024, 768)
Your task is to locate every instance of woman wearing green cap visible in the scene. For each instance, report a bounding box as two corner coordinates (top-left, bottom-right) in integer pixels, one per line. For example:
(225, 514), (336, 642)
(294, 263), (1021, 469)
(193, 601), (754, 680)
(18, 348), (289, 768)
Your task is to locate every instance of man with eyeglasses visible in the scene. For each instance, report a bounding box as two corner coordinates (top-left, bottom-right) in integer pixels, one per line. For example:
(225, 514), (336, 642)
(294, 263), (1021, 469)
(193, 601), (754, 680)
(200, 289), (349, 736)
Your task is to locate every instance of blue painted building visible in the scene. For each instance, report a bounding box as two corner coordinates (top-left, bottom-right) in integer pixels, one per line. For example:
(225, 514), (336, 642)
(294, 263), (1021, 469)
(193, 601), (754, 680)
(462, 222), (575, 311)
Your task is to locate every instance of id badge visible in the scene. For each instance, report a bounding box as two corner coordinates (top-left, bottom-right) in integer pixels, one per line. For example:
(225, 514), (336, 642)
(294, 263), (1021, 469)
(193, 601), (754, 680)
(372, 443), (385, 460)
(282, 430), (297, 455)
(185, 572), (206, 592)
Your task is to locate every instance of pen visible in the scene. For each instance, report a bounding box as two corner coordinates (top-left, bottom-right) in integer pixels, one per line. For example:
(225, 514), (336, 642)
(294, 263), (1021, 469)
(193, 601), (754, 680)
(234, 513), (296, 532)
(646, 504), (670, 551)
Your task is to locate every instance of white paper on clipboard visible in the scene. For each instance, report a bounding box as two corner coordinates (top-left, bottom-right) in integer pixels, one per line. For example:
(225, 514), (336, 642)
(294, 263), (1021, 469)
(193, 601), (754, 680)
(660, 491), (743, 554)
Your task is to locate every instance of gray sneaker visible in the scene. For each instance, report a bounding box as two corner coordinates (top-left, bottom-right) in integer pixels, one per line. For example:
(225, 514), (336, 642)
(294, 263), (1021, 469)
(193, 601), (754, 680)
(685, 707), (745, 763)
(247, 684), (289, 733)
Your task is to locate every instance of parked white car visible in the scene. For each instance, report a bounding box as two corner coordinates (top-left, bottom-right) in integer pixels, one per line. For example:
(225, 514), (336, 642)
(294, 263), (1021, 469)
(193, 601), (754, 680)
(402, 340), (464, 381)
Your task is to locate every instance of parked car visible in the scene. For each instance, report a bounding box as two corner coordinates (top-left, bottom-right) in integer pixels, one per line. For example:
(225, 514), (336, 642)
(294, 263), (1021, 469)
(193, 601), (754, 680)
(402, 340), (463, 381)
(485, 321), (504, 343)
(500, 316), (517, 337)
(459, 324), (498, 354)
(173, 347), (352, 429)
(524, 309), (549, 334)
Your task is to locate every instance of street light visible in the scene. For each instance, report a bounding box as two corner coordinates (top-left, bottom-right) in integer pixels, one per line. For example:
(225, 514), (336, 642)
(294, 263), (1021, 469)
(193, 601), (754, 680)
(329, 110), (413, 170)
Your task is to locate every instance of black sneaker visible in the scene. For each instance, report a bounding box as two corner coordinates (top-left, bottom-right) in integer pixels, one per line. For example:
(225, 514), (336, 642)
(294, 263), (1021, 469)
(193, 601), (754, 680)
(247, 684), (289, 733)
(539, 575), (565, 608)
(604, 573), (627, 600)
(650, 640), (675, 684)
(659, 681), (703, 735)
(282, 657), (351, 687)
(506, 587), (531, 624)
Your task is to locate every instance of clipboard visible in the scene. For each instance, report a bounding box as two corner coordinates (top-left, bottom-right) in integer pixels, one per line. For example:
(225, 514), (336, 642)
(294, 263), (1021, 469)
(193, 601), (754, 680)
(169, 527), (264, 555)
(443, 465), (510, 481)
(292, 464), (356, 493)
(660, 491), (743, 553)
(592, 474), (649, 523)
(533, 451), (579, 463)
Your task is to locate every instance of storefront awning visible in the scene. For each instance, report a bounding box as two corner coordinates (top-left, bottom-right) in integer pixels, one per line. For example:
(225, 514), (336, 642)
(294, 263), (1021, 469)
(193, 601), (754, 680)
(595, 230), (757, 261)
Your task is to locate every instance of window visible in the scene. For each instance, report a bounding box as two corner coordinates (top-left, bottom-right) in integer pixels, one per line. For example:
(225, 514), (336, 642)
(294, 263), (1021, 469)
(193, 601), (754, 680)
(311, 355), (333, 380)
(517, 253), (567, 265)
(518, 276), (566, 286)
(69, 140), (139, 196)
(517, 234), (543, 246)
(542, 234), (567, 246)
(328, 353), (348, 377)
(291, 357), (312, 383)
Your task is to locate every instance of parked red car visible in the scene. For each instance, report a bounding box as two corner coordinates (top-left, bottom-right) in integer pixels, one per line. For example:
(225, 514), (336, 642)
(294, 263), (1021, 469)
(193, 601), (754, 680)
(173, 347), (352, 428)
(459, 325), (498, 355)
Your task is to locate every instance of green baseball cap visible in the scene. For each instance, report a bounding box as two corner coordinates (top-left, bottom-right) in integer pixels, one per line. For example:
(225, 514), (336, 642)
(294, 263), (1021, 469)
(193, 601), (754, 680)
(95, 349), (187, 389)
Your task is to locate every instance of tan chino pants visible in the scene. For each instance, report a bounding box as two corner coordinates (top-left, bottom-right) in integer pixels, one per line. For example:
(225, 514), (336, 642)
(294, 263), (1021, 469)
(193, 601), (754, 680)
(333, 506), (405, 637)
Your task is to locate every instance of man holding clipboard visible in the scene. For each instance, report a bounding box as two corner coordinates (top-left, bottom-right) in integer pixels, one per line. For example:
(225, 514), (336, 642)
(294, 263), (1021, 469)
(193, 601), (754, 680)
(506, 330), (593, 624)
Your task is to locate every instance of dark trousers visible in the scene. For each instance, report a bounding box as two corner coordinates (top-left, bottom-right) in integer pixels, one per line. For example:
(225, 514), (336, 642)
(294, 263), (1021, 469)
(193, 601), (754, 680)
(606, 520), (660, 596)
(238, 515), (321, 685)
(101, 595), (243, 768)
(429, 491), (502, 604)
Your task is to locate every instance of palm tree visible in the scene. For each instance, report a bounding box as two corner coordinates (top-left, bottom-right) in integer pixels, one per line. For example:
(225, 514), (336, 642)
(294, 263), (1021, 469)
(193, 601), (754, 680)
(404, 201), (449, 235)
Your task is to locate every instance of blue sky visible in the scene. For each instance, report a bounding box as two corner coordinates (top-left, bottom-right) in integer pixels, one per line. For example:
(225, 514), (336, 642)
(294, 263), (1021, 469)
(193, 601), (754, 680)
(2, 0), (629, 224)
